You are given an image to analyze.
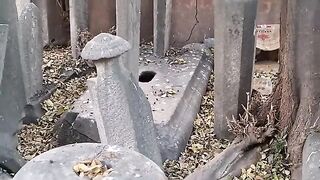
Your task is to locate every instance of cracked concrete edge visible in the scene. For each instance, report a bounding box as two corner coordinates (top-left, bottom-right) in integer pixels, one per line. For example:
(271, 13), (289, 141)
(156, 52), (213, 160)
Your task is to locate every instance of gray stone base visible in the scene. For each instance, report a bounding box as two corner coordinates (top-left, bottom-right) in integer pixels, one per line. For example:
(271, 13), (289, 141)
(13, 143), (167, 180)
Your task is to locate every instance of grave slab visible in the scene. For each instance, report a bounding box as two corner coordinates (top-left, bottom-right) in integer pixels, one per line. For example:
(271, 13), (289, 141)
(69, 0), (88, 59)
(145, 51), (213, 160)
(116, 0), (141, 80)
(154, 0), (172, 57)
(0, 24), (9, 84)
(0, 0), (27, 173)
(214, 0), (257, 140)
(13, 143), (167, 180)
(56, 45), (213, 160)
(18, 3), (43, 103)
(29, 0), (49, 46)
(15, 0), (30, 16)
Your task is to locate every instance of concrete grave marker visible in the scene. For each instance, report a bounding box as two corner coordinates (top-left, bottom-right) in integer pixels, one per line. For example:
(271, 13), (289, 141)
(154, 0), (172, 57)
(116, 0), (141, 80)
(69, 0), (88, 59)
(16, 0), (30, 16)
(214, 0), (258, 140)
(0, 24), (9, 84)
(0, 0), (27, 173)
(19, 3), (43, 102)
(81, 33), (162, 165)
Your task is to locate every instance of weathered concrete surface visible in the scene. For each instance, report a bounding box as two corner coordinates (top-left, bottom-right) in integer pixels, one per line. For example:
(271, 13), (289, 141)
(0, 0), (26, 173)
(0, 24), (9, 84)
(29, 0), (49, 46)
(82, 33), (162, 165)
(302, 132), (320, 180)
(18, 3), (43, 103)
(214, 0), (257, 140)
(69, 0), (88, 59)
(13, 143), (167, 180)
(116, 0), (141, 80)
(15, 0), (30, 16)
(154, 0), (172, 57)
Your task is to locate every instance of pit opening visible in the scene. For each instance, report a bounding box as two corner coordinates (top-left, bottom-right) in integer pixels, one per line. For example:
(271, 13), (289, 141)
(139, 71), (156, 83)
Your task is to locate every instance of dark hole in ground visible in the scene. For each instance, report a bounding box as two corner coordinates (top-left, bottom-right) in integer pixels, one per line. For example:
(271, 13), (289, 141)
(256, 49), (279, 62)
(139, 71), (156, 83)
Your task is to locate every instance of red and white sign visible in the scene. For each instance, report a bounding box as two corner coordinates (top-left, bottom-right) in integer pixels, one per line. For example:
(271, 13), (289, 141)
(256, 24), (280, 51)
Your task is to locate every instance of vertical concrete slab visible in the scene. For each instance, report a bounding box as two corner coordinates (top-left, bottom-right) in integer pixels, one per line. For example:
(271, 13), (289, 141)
(31, 0), (49, 46)
(303, 132), (320, 180)
(0, 24), (9, 84)
(154, 0), (172, 57)
(19, 3), (43, 102)
(214, 0), (257, 140)
(45, 0), (70, 45)
(116, 0), (141, 80)
(16, 0), (31, 16)
(69, 0), (88, 59)
(0, 0), (26, 172)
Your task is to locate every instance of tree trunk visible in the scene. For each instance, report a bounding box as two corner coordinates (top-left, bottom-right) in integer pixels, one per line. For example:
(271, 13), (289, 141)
(272, 0), (320, 179)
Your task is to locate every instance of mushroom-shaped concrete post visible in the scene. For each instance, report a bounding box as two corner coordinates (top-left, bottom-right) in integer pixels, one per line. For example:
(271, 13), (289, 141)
(81, 33), (162, 166)
(81, 33), (131, 77)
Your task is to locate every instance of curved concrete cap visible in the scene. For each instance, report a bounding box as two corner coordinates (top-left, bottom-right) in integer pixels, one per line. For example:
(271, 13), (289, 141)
(81, 33), (131, 61)
(13, 143), (167, 180)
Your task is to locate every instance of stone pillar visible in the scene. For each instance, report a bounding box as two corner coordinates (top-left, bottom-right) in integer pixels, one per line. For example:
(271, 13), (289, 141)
(31, 0), (49, 46)
(116, 0), (141, 80)
(13, 143), (167, 180)
(0, 0), (26, 172)
(44, 0), (70, 45)
(69, 0), (88, 59)
(81, 33), (162, 165)
(16, 0), (30, 16)
(153, 0), (171, 57)
(0, 25), (8, 84)
(18, 3), (43, 103)
(214, 0), (257, 140)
